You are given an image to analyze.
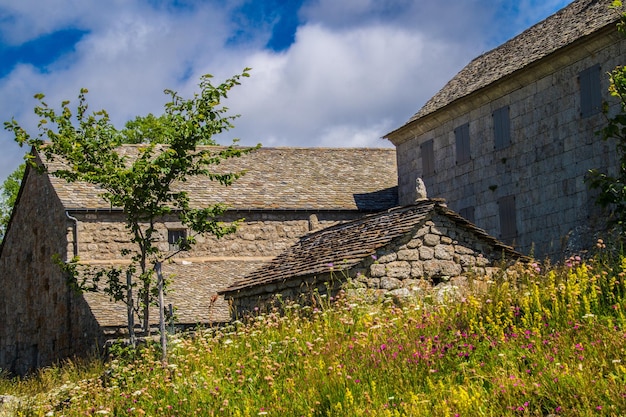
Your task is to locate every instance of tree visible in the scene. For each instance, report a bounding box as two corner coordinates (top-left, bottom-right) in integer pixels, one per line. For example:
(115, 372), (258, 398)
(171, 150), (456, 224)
(0, 163), (25, 241)
(4, 69), (258, 360)
(587, 2), (626, 233)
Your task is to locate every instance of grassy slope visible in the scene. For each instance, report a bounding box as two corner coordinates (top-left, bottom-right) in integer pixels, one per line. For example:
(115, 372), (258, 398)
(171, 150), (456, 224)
(2, 252), (626, 416)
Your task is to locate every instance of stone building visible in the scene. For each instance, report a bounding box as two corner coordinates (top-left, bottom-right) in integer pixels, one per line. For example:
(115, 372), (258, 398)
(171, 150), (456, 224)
(385, 0), (625, 258)
(221, 199), (524, 315)
(0, 145), (397, 375)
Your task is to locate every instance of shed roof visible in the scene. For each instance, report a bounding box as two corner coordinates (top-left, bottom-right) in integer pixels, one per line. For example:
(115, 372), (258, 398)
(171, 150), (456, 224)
(41, 145), (398, 212)
(396, 0), (620, 128)
(222, 200), (523, 294)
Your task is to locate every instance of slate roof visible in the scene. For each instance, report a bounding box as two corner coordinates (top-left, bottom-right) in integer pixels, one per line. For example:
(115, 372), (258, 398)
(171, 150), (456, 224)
(41, 146), (398, 211)
(222, 200), (523, 294)
(395, 0), (621, 129)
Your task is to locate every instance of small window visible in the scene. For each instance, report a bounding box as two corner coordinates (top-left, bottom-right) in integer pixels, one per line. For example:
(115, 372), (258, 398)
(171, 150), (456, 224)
(168, 229), (187, 251)
(579, 64), (602, 118)
(455, 123), (471, 164)
(493, 106), (511, 150)
(459, 206), (475, 224)
(498, 195), (517, 244)
(421, 139), (435, 176)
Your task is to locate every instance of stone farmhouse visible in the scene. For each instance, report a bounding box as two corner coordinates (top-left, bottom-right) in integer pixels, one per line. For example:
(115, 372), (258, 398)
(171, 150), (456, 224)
(221, 199), (524, 316)
(0, 146), (397, 375)
(385, 0), (625, 258)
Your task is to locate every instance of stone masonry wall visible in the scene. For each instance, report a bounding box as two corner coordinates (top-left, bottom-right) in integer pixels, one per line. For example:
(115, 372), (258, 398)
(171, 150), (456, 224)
(67, 210), (362, 329)
(395, 30), (625, 258)
(229, 214), (508, 315)
(0, 169), (101, 376)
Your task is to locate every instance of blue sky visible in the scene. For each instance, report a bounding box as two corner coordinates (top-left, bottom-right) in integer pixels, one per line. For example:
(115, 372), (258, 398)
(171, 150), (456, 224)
(0, 0), (572, 183)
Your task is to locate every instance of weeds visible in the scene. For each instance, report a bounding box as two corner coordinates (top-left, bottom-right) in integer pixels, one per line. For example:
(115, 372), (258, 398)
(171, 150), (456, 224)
(2, 248), (626, 416)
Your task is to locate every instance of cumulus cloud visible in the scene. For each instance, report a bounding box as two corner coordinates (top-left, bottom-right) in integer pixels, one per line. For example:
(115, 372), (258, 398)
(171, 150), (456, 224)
(0, 0), (571, 182)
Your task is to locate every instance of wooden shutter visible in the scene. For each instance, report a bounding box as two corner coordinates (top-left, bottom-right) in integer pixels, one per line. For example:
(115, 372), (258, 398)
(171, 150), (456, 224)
(421, 139), (435, 176)
(493, 106), (511, 150)
(498, 195), (517, 244)
(455, 123), (471, 164)
(580, 64), (602, 118)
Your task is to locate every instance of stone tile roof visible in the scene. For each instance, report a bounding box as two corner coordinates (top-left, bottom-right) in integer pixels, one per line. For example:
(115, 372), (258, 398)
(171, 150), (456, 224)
(222, 200), (523, 294)
(401, 0), (620, 125)
(41, 146), (398, 211)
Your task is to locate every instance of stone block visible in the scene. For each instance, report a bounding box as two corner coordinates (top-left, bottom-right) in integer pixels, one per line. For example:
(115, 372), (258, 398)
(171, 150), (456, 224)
(419, 246), (434, 260)
(370, 264), (387, 277)
(423, 234), (440, 246)
(434, 245), (454, 260)
(380, 277), (402, 290)
(397, 249), (420, 261)
(385, 261), (411, 279)
(423, 260), (462, 278)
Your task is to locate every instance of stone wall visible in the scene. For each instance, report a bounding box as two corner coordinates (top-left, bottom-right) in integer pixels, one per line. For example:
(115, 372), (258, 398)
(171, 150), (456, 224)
(394, 29), (625, 258)
(228, 213), (510, 315)
(0, 168), (101, 375)
(65, 210), (364, 329)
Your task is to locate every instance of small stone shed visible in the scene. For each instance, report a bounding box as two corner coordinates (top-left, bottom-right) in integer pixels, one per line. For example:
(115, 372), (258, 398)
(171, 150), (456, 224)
(221, 199), (525, 316)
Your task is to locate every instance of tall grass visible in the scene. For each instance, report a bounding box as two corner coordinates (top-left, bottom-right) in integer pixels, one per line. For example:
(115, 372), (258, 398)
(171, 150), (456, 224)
(3, 248), (626, 416)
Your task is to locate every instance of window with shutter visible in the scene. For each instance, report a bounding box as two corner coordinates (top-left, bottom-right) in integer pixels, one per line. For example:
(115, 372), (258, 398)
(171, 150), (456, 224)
(498, 195), (517, 244)
(421, 139), (435, 176)
(455, 123), (471, 164)
(493, 106), (511, 150)
(580, 64), (602, 118)
(168, 229), (187, 251)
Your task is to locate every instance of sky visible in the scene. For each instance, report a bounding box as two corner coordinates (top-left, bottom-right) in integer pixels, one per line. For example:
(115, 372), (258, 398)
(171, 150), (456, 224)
(0, 0), (573, 184)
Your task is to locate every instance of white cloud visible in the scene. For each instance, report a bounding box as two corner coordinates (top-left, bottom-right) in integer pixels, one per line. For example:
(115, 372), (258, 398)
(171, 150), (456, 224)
(0, 0), (573, 184)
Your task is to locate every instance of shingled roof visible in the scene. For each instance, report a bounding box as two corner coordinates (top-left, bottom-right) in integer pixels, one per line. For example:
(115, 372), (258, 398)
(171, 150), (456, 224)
(222, 200), (523, 294)
(41, 146), (397, 211)
(394, 0), (621, 129)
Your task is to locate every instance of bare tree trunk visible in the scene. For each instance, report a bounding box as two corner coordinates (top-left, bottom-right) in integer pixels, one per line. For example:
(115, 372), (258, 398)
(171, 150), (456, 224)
(155, 261), (167, 363)
(126, 270), (136, 348)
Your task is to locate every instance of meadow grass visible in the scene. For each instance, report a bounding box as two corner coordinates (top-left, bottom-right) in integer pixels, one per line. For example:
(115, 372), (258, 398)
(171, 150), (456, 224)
(2, 247), (626, 416)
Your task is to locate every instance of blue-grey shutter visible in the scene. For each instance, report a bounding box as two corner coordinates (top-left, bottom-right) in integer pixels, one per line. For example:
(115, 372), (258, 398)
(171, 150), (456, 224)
(580, 64), (602, 118)
(455, 123), (470, 164)
(421, 139), (435, 176)
(459, 206), (475, 224)
(498, 195), (517, 244)
(493, 106), (511, 150)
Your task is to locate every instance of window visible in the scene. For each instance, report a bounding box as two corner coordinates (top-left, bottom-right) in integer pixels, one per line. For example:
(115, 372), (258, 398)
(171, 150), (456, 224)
(459, 206), (475, 224)
(421, 139), (435, 176)
(168, 229), (187, 251)
(455, 123), (471, 164)
(579, 64), (602, 118)
(498, 195), (517, 244)
(493, 106), (511, 150)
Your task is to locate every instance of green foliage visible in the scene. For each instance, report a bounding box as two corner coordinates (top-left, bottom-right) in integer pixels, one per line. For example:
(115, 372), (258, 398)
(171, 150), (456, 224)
(587, 4), (626, 232)
(0, 163), (25, 240)
(3, 69), (259, 349)
(2, 255), (626, 416)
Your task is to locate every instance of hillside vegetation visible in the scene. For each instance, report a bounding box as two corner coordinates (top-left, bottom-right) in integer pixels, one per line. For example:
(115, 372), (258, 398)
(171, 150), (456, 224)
(2, 246), (626, 416)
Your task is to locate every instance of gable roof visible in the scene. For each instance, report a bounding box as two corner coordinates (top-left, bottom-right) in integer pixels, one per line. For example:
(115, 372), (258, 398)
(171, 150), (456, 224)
(221, 200), (523, 294)
(41, 146), (398, 212)
(389, 0), (621, 134)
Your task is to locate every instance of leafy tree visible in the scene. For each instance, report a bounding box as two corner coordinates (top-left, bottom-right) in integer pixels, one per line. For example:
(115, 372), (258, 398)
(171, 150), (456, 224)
(0, 163), (25, 241)
(4, 69), (258, 359)
(587, 2), (626, 233)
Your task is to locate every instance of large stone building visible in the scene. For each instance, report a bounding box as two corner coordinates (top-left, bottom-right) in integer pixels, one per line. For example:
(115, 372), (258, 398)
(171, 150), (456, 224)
(385, 0), (624, 258)
(0, 146), (397, 375)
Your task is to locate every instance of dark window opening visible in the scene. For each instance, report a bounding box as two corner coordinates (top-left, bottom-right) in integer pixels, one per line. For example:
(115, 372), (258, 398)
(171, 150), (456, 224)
(168, 229), (188, 251)
(455, 123), (471, 164)
(493, 106), (511, 150)
(498, 195), (517, 244)
(579, 64), (602, 118)
(421, 139), (435, 176)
